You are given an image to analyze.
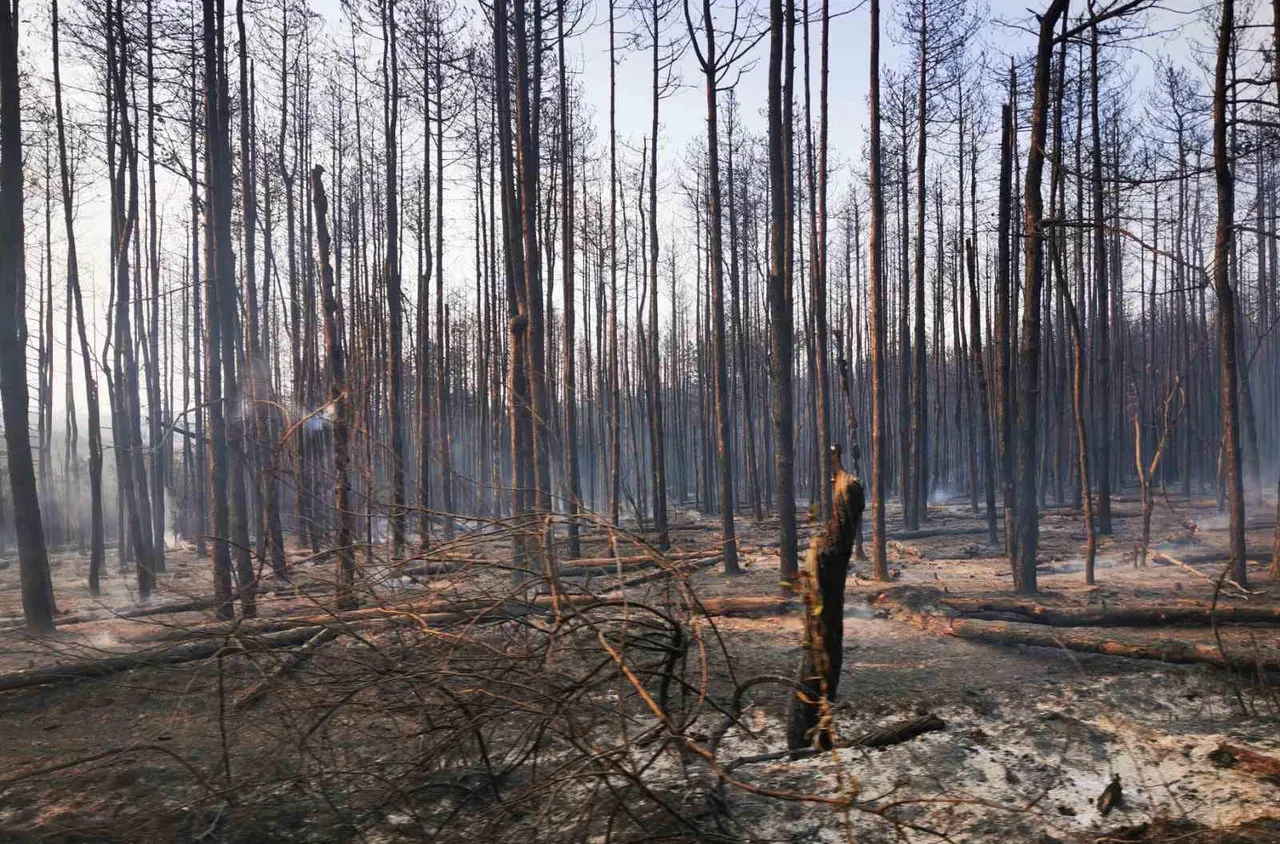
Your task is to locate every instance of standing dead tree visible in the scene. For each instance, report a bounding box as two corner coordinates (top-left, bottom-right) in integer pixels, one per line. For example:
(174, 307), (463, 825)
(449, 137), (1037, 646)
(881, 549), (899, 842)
(768, 0), (798, 589)
(867, 0), (889, 582)
(684, 0), (756, 576)
(1012, 0), (1070, 595)
(0, 0), (56, 632)
(1211, 0), (1247, 586)
(312, 166), (356, 611)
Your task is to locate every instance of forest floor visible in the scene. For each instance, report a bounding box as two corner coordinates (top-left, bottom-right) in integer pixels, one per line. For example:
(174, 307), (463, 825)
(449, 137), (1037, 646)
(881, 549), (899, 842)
(0, 489), (1277, 843)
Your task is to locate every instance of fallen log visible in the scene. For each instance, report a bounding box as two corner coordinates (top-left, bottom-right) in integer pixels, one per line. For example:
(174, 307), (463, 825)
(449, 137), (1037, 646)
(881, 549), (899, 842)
(0, 625), (328, 693)
(561, 550), (714, 568)
(397, 560), (474, 577)
(938, 598), (1280, 628)
(613, 554), (721, 589)
(727, 712), (947, 769)
(556, 558), (665, 578)
(1210, 742), (1280, 784)
(875, 586), (1280, 675)
(1150, 548), (1271, 565)
(1, 574), (777, 694)
(0, 581), (337, 635)
(0, 606), (499, 695)
(850, 712), (946, 748)
(696, 596), (797, 618)
(887, 526), (990, 541)
(0, 596), (218, 633)
(402, 551), (714, 580)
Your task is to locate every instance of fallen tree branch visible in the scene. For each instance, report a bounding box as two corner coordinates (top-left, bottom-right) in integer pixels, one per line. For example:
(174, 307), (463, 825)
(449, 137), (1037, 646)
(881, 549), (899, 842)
(1150, 552), (1260, 597)
(0, 575), (773, 694)
(231, 627), (341, 710)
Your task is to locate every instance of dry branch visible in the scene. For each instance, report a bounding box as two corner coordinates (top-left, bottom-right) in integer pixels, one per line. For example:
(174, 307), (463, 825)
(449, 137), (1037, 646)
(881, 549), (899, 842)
(230, 626), (340, 710)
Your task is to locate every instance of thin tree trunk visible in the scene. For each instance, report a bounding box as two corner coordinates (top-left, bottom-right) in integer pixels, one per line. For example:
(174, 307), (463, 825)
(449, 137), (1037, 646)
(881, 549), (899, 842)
(53, 0), (105, 597)
(867, 0), (889, 581)
(1211, 0), (1247, 585)
(769, 0), (799, 588)
(312, 166), (356, 610)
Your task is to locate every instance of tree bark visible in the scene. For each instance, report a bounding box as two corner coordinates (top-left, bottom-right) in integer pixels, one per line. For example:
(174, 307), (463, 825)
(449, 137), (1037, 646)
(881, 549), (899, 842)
(1212, 0), (1247, 585)
(769, 0), (799, 588)
(0, 0), (56, 632)
(786, 447), (862, 749)
(1013, 0), (1069, 595)
(312, 166), (356, 611)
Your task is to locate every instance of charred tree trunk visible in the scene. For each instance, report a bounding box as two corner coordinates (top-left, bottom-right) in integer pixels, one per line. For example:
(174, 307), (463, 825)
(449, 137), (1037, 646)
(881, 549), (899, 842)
(559, 0), (582, 559)
(689, 0), (740, 575)
(312, 167), (356, 611)
(965, 240), (997, 547)
(1211, 0), (1247, 585)
(383, 0), (406, 559)
(769, 0), (798, 588)
(786, 446), (862, 750)
(1089, 13), (1113, 536)
(53, 0), (104, 597)
(1012, 0), (1069, 595)
(0, 0), (56, 632)
(867, 0), (888, 581)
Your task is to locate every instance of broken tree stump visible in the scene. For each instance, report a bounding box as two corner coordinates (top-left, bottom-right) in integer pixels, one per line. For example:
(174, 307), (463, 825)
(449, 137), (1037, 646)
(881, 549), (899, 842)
(786, 445), (864, 751)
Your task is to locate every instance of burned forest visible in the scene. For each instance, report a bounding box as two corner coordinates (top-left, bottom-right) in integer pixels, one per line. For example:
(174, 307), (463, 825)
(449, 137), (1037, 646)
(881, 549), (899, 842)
(2, 0), (1280, 839)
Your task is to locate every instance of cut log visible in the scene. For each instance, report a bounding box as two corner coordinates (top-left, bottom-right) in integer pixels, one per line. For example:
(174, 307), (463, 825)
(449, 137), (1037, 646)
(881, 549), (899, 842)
(875, 586), (1280, 675)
